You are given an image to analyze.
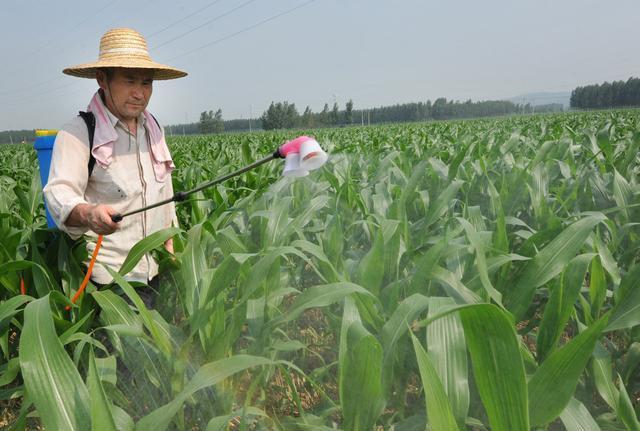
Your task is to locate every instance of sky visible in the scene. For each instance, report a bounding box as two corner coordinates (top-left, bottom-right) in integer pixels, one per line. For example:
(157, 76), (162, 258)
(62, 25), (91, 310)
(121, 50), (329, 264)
(1, 0), (639, 130)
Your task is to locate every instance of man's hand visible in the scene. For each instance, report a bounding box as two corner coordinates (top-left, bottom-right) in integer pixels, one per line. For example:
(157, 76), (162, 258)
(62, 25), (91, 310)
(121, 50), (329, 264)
(66, 204), (120, 235)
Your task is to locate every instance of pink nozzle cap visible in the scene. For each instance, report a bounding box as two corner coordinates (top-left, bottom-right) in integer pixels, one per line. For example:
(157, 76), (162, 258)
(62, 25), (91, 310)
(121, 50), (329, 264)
(278, 136), (313, 157)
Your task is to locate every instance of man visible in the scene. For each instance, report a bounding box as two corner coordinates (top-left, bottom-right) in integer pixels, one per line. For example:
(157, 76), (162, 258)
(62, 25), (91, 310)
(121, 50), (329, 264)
(44, 28), (187, 287)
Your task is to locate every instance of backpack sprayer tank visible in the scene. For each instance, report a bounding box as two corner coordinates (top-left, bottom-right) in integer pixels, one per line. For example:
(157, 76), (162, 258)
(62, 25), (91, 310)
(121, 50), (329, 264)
(33, 129), (58, 228)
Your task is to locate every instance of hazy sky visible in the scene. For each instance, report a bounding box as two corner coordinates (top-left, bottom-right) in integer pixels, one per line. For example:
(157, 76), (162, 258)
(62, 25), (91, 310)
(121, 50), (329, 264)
(1, 0), (639, 130)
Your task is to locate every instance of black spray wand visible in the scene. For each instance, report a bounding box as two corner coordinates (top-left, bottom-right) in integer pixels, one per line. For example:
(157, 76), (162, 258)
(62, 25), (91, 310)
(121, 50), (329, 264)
(110, 136), (328, 223)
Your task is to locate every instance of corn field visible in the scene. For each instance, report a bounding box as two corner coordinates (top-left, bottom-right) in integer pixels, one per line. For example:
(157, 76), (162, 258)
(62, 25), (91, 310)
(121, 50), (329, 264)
(1, 110), (640, 430)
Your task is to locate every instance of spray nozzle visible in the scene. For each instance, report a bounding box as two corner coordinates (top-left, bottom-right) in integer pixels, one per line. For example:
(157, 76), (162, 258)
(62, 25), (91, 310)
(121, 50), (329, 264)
(278, 136), (328, 176)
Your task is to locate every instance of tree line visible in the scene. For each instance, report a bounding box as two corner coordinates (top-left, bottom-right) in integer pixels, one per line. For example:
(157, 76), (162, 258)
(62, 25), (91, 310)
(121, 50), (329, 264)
(5, 78), (640, 143)
(570, 77), (640, 109)
(0, 96), (567, 144)
(181, 98), (562, 135)
(0, 97), (562, 144)
(255, 98), (562, 130)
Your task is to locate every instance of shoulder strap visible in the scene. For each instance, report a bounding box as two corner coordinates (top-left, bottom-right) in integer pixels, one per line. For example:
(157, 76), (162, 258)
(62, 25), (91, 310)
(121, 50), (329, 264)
(78, 111), (96, 177)
(149, 113), (161, 130)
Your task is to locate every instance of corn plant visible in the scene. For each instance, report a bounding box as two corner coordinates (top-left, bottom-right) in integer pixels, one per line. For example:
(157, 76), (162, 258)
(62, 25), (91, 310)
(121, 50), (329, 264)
(0, 110), (639, 429)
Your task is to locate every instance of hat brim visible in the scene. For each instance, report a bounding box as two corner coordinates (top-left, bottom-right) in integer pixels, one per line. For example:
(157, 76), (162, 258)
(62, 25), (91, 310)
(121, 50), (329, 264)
(63, 59), (187, 80)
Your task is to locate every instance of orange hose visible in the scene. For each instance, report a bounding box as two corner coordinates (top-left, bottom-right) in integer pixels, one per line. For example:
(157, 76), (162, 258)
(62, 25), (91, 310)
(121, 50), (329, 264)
(66, 234), (103, 311)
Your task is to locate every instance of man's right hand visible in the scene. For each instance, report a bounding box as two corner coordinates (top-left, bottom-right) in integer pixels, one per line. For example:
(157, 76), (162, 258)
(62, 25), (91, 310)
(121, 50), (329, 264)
(66, 204), (120, 235)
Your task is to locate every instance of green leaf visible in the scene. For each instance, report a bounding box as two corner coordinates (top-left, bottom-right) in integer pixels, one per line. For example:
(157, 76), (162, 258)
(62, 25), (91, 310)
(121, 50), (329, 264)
(528, 315), (609, 426)
(617, 376), (640, 431)
(537, 254), (594, 362)
(205, 407), (269, 431)
(112, 405), (135, 431)
(179, 223), (208, 315)
(380, 294), (430, 391)
(589, 256), (606, 318)
(92, 290), (167, 400)
(119, 227), (180, 276)
(0, 260), (56, 296)
(0, 358), (20, 386)
(92, 290), (140, 327)
(107, 268), (172, 354)
(457, 217), (502, 304)
(0, 295), (32, 335)
(613, 169), (633, 222)
(426, 297), (469, 427)
(356, 229), (385, 295)
(339, 296), (360, 404)
(431, 266), (482, 304)
(410, 332), (460, 431)
(458, 304), (529, 431)
(381, 294), (430, 363)
(341, 320), (385, 431)
(425, 180), (463, 228)
(559, 397), (601, 431)
(591, 341), (618, 410)
(607, 265), (640, 331)
(136, 355), (276, 430)
(19, 295), (91, 431)
(506, 213), (605, 319)
(268, 282), (373, 327)
(87, 349), (118, 431)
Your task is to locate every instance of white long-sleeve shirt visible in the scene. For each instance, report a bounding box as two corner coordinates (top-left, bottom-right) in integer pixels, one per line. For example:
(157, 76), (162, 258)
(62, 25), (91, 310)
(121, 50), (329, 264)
(43, 107), (178, 284)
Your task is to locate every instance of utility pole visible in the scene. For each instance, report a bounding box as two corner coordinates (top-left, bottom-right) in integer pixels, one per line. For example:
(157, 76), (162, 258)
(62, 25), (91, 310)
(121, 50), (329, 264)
(183, 113), (186, 136)
(361, 110), (364, 126)
(249, 104), (253, 132)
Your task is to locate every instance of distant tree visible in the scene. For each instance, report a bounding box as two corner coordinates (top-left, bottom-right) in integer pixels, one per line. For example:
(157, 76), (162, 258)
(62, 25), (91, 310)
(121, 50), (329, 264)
(301, 106), (314, 128)
(199, 111), (212, 134)
(570, 77), (640, 109)
(330, 102), (340, 125)
(261, 101), (299, 130)
(212, 109), (224, 133)
(432, 98), (448, 119)
(345, 99), (354, 124)
(319, 103), (330, 126)
(199, 109), (224, 134)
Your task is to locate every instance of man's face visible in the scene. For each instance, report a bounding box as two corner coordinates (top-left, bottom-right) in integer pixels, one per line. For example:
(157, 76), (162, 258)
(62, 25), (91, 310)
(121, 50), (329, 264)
(97, 68), (153, 122)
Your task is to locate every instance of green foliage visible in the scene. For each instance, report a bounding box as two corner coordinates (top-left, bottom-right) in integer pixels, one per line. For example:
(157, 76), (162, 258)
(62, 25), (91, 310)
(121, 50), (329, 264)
(198, 109), (224, 134)
(1, 110), (640, 429)
(571, 76), (640, 109)
(260, 101), (299, 130)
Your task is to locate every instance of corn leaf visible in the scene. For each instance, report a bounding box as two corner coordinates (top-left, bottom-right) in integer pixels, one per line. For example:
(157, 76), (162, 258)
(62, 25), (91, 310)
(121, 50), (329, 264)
(268, 282), (372, 327)
(559, 397), (601, 431)
(19, 295), (91, 431)
(617, 376), (640, 431)
(507, 213), (605, 319)
(528, 314), (609, 426)
(426, 297), (469, 427)
(458, 304), (529, 431)
(118, 227), (180, 276)
(537, 253), (594, 362)
(410, 332), (460, 431)
(136, 355), (276, 431)
(607, 265), (640, 331)
(341, 320), (385, 431)
(87, 349), (118, 431)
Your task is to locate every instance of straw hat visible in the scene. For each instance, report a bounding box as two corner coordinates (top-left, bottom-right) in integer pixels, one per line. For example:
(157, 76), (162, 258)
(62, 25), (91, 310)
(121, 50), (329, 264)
(63, 28), (187, 80)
